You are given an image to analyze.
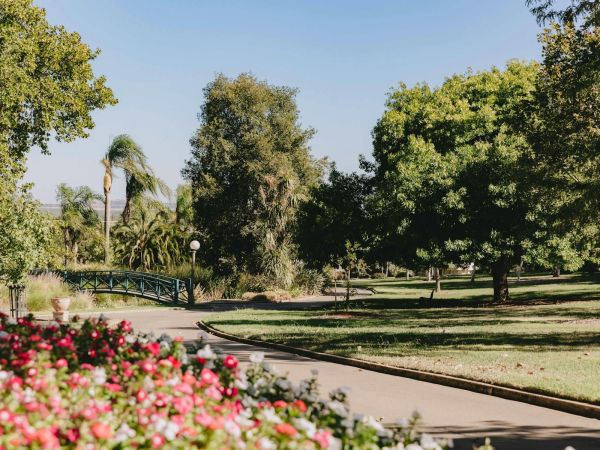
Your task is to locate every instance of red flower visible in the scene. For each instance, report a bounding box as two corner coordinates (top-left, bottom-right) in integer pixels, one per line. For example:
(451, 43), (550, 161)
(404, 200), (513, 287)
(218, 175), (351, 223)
(90, 422), (112, 440)
(275, 423), (298, 437)
(293, 399), (307, 413)
(223, 355), (238, 369)
(55, 359), (68, 369)
(150, 433), (165, 448)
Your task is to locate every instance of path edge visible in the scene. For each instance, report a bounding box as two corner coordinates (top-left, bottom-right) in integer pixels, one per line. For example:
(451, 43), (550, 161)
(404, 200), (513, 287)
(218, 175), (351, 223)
(197, 320), (600, 420)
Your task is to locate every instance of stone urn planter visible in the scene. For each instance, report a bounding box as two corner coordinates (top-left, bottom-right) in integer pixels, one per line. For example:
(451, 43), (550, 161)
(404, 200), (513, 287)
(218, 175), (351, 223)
(51, 297), (71, 323)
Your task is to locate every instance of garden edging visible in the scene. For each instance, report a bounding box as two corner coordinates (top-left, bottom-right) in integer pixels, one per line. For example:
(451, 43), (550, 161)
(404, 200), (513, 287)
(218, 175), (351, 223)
(197, 320), (600, 420)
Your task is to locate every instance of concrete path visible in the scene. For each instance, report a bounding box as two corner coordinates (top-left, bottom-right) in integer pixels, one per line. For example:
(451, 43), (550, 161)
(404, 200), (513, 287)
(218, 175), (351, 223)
(90, 308), (599, 450)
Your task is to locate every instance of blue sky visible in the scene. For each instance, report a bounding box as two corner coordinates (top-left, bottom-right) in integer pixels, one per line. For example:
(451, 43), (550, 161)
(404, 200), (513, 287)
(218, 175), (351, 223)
(28, 0), (542, 203)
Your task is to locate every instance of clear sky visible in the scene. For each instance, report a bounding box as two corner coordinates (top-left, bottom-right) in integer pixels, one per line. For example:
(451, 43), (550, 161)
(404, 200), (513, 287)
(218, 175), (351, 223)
(27, 0), (542, 203)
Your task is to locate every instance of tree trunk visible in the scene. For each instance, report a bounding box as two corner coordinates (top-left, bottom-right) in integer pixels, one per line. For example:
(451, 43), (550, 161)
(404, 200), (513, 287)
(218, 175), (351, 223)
(385, 262), (389, 277)
(553, 267), (560, 278)
(491, 257), (510, 303)
(122, 198), (131, 225)
(405, 269), (410, 280)
(516, 259), (523, 283)
(434, 267), (441, 292)
(104, 192), (111, 265)
(470, 266), (476, 283)
(427, 267), (432, 282)
(345, 269), (351, 303)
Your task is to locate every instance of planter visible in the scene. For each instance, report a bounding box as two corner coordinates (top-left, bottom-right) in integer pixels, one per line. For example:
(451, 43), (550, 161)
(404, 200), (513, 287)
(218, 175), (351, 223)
(51, 297), (71, 322)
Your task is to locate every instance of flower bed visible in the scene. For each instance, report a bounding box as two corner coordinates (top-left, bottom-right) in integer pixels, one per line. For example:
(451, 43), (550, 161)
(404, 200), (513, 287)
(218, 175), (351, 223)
(0, 313), (463, 449)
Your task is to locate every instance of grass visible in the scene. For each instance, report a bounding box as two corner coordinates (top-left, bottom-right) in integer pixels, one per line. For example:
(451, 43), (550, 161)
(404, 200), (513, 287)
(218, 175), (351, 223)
(0, 274), (160, 312)
(206, 273), (600, 403)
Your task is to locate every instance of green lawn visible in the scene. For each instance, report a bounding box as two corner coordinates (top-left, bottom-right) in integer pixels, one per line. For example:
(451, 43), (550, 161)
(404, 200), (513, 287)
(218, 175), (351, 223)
(207, 273), (600, 403)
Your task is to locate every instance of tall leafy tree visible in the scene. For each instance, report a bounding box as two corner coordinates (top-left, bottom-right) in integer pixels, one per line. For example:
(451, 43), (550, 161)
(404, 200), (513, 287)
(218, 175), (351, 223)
(0, 0), (115, 282)
(183, 74), (323, 285)
(56, 184), (103, 266)
(101, 135), (167, 265)
(296, 165), (372, 269)
(526, 0), (600, 269)
(371, 61), (539, 302)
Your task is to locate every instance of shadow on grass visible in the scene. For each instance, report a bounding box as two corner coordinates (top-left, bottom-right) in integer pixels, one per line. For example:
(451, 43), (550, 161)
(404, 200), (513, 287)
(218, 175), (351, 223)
(208, 316), (600, 351)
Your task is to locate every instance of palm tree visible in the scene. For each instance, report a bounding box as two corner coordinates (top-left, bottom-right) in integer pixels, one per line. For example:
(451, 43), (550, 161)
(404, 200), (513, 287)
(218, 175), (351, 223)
(56, 183), (102, 266)
(122, 166), (170, 225)
(112, 198), (184, 270)
(101, 134), (168, 264)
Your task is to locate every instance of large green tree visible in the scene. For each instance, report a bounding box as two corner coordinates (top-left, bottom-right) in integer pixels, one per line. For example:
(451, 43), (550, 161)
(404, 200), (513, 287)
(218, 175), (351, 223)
(371, 61), (539, 302)
(296, 165), (372, 269)
(0, 0), (115, 282)
(183, 74), (322, 286)
(525, 0), (600, 269)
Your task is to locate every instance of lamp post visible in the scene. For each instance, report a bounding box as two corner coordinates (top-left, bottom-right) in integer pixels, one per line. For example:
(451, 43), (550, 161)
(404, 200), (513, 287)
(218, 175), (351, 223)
(189, 240), (200, 305)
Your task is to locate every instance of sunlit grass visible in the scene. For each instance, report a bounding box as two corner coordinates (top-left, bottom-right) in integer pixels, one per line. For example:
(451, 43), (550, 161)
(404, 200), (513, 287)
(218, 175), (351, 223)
(207, 273), (600, 403)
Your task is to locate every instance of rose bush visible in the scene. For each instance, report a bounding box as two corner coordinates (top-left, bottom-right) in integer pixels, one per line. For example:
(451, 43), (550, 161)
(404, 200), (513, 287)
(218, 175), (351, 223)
(0, 313), (461, 449)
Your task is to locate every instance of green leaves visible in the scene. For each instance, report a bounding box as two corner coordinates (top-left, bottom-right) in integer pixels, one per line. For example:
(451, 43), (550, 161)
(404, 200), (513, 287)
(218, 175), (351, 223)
(183, 74), (323, 283)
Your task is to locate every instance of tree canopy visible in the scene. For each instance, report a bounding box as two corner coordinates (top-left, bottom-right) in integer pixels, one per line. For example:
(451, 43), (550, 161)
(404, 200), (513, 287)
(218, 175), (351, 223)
(0, 0), (115, 283)
(370, 61), (539, 301)
(183, 74), (323, 285)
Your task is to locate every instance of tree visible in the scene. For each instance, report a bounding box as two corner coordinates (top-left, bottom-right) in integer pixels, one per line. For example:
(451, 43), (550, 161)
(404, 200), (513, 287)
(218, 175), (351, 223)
(296, 165), (372, 269)
(0, 0), (115, 283)
(56, 184), (103, 266)
(101, 135), (166, 265)
(525, 0), (600, 267)
(0, 0), (116, 187)
(0, 189), (54, 284)
(175, 184), (195, 230)
(112, 198), (186, 271)
(182, 74), (323, 285)
(371, 61), (539, 302)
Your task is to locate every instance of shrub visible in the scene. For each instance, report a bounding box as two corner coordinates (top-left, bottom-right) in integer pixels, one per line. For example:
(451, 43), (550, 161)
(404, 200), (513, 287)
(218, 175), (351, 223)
(241, 290), (292, 302)
(0, 314), (460, 449)
(371, 272), (386, 279)
(294, 268), (325, 295)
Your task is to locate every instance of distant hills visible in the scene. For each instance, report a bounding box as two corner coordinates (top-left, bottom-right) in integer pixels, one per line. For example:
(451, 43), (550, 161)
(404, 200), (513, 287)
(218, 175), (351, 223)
(41, 200), (176, 219)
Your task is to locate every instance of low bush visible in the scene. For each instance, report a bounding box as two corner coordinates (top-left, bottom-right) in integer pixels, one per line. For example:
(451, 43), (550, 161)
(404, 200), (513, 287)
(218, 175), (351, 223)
(241, 290), (292, 302)
(371, 272), (387, 279)
(294, 268), (325, 295)
(0, 314), (459, 449)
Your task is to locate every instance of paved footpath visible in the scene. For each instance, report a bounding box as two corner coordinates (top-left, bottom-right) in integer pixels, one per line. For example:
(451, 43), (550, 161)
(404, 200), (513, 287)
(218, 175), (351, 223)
(92, 308), (599, 450)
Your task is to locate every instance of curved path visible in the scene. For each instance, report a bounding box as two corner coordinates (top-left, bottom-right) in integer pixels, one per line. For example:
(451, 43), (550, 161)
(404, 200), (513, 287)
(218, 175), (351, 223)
(94, 308), (599, 450)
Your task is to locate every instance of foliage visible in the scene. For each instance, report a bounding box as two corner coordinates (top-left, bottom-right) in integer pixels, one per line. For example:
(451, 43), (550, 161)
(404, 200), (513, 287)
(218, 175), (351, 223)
(0, 0), (115, 283)
(183, 74), (323, 286)
(112, 199), (186, 271)
(525, 1), (600, 269)
(0, 187), (54, 284)
(297, 165), (372, 269)
(56, 184), (103, 266)
(0, 0), (116, 184)
(0, 273), (94, 312)
(101, 134), (167, 264)
(370, 61), (539, 302)
(0, 315), (454, 449)
(293, 268), (326, 295)
(175, 184), (195, 231)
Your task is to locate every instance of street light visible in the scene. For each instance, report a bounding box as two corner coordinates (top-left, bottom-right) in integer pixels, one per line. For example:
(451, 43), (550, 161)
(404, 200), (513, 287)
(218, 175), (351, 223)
(189, 240), (200, 305)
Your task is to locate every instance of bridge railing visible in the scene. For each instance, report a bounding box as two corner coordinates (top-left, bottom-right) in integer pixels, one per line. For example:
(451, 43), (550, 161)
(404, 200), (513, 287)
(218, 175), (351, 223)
(32, 269), (193, 305)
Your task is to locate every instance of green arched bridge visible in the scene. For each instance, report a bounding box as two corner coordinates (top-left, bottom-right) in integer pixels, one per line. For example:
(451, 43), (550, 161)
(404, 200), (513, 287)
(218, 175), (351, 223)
(55, 270), (195, 305)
